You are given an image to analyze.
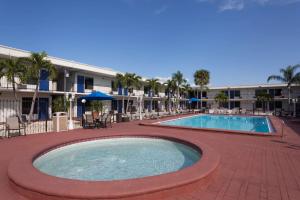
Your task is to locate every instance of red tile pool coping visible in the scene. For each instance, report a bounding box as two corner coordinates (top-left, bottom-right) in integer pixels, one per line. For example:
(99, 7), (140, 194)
(8, 134), (220, 200)
(140, 114), (282, 137)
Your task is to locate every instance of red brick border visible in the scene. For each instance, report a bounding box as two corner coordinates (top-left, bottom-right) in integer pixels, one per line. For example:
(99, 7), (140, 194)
(8, 134), (220, 200)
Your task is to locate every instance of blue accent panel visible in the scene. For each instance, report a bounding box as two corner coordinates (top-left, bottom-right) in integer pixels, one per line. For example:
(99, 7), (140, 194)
(124, 88), (128, 96)
(77, 99), (85, 117)
(38, 98), (49, 120)
(118, 85), (123, 95)
(77, 75), (84, 93)
(39, 70), (49, 91)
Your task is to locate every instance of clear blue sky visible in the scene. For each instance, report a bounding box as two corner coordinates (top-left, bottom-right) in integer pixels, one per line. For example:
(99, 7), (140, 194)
(0, 0), (299, 86)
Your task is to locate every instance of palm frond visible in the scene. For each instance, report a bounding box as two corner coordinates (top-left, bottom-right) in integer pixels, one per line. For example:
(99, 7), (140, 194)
(267, 75), (285, 82)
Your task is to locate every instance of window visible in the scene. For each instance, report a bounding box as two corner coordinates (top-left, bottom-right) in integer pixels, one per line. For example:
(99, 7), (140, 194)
(144, 86), (150, 95)
(269, 89), (275, 97)
(202, 91), (207, 98)
(111, 100), (118, 110)
(274, 89), (282, 96)
(255, 89), (267, 96)
(85, 77), (93, 90)
(275, 101), (282, 109)
(230, 101), (234, 109)
(256, 101), (262, 108)
(223, 102), (229, 108)
(222, 91), (229, 97)
(111, 81), (117, 91)
(202, 101), (207, 108)
(230, 91), (234, 99)
(229, 90), (240, 99)
(269, 102), (274, 111)
(22, 98), (37, 114)
(234, 90), (240, 97)
(230, 101), (240, 108)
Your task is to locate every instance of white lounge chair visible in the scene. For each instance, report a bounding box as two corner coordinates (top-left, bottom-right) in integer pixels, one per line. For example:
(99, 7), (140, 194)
(6, 117), (25, 138)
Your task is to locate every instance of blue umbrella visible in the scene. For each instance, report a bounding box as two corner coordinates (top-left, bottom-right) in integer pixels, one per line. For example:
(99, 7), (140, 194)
(189, 97), (200, 103)
(79, 91), (113, 101)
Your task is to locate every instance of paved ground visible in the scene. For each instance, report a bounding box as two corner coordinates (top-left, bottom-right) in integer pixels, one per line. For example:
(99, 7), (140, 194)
(0, 116), (300, 200)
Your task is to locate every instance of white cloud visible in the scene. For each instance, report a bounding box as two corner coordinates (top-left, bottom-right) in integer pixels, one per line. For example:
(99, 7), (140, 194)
(195, 0), (214, 2)
(154, 5), (168, 15)
(154, 76), (171, 83)
(219, 0), (244, 11)
(254, 0), (270, 5)
(253, 0), (300, 5)
(195, 0), (300, 11)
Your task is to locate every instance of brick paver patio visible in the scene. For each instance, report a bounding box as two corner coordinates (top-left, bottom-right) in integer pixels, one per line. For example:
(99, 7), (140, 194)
(0, 116), (300, 200)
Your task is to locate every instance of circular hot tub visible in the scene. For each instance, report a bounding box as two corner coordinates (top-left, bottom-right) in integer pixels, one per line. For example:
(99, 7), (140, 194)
(33, 137), (201, 181)
(8, 135), (220, 200)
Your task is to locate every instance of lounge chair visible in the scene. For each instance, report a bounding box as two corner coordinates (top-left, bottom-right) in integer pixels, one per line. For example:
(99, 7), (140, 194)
(231, 108), (239, 115)
(240, 109), (247, 115)
(83, 114), (96, 128)
(100, 113), (112, 128)
(6, 117), (26, 137)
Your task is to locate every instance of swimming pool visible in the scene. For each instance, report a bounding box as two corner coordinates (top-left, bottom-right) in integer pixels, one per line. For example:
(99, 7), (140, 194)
(159, 115), (273, 133)
(33, 137), (201, 181)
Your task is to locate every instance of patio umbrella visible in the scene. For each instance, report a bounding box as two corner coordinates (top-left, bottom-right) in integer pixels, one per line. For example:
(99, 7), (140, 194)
(79, 91), (114, 101)
(189, 97), (200, 103)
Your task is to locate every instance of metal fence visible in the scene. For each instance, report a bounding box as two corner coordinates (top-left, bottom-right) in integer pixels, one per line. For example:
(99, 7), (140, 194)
(0, 99), (82, 137)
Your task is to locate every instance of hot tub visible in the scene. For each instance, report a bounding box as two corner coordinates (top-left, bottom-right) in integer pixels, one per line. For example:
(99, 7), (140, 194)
(8, 135), (220, 200)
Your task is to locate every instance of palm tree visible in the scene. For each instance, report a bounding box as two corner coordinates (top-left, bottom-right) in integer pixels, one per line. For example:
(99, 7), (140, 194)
(52, 96), (70, 113)
(194, 69), (210, 109)
(256, 90), (273, 113)
(164, 79), (176, 113)
(267, 64), (300, 104)
(124, 73), (142, 113)
(0, 58), (26, 118)
(172, 71), (187, 109)
(214, 91), (228, 108)
(23, 52), (57, 122)
(181, 83), (192, 110)
(114, 73), (142, 113)
(146, 78), (160, 112)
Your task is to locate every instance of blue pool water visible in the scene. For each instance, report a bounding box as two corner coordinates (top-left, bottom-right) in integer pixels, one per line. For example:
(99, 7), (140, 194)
(33, 137), (200, 181)
(160, 115), (272, 133)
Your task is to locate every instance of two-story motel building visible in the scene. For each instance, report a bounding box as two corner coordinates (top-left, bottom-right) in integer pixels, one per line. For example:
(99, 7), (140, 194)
(0, 45), (299, 122)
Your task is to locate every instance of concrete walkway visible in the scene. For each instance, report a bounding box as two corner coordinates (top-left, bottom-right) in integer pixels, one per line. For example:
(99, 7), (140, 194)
(0, 116), (300, 200)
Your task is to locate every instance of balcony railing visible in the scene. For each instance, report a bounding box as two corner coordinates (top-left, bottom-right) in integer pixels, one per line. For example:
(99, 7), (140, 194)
(0, 79), (68, 93)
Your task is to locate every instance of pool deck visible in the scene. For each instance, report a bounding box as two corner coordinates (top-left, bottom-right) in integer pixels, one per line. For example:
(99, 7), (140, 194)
(1, 115), (300, 200)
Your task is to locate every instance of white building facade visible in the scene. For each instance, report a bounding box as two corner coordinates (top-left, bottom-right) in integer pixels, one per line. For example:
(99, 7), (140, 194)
(0, 44), (299, 122)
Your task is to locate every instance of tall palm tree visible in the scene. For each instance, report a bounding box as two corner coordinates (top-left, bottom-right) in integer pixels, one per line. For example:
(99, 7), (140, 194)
(124, 73), (142, 113)
(164, 79), (176, 113)
(214, 91), (228, 108)
(146, 78), (160, 112)
(172, 71), (187, 109)
(0, 58), (26, 118)
(164, 79), (175, 112)
(23, 52), (57, 122)
(114, 73), (142, 113)
(181, 83), (192, 110)
(194, 69), (210, 109)
(256, 90), (273, 113)
(267, 64), (300, 104)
